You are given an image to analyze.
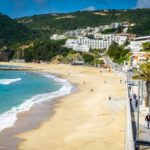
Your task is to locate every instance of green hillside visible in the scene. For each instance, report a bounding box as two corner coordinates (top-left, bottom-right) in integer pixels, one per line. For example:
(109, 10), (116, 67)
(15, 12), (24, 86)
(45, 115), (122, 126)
(0, 13), (39, 48)
(17, 9), (150, 36)
(0, 9), (150, 61)
(0, 9), (150, 48)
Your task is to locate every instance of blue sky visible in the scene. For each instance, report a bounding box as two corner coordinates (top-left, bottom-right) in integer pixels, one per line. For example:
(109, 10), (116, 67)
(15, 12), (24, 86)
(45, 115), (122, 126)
(0, 0), (149, 18)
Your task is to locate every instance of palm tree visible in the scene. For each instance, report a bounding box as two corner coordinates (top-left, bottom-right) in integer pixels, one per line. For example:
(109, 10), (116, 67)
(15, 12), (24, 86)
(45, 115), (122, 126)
(133, 62), (150, 112)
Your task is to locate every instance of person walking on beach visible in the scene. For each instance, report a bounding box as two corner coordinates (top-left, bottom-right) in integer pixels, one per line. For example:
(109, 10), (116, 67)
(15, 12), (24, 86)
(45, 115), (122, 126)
(108, 96), (111, 101)
(145, 114), (150, 129)
(91, 88), (93, 92)
(120, 80), (122, 84)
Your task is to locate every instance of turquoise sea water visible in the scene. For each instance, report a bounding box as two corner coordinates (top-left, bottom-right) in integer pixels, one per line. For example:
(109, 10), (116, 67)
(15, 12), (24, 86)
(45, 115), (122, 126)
(0, 65), (72, 132)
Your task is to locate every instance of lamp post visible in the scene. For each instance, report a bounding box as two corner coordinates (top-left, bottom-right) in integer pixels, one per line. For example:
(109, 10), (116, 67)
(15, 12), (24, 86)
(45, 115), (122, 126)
(141, 80), (143, 105)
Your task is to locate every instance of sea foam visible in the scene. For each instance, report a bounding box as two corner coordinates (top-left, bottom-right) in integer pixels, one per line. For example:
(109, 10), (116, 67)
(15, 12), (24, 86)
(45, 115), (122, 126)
(0, 78), (21, 85)
(0, 74), (73, 132)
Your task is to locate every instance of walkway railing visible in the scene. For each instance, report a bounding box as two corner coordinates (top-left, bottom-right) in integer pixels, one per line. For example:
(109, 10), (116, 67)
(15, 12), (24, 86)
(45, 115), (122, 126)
(103, 56), (135, 150)
(125, 77), (135, 150)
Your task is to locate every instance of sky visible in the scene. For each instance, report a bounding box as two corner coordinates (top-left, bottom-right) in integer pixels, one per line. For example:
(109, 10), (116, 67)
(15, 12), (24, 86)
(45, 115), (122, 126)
(0, 0), (149, 18)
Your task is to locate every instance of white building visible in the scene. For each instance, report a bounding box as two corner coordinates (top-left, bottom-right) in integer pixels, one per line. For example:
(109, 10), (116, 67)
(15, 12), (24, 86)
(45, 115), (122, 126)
(126, 36), (150, 52)
(77, 36), (111, 49)
(50, 34), (66, 40)
(65, 39), (78, 49)
(73, 45), (89, 52)
(100, 34), (127, 45)
(65, 39), (89, 52)
(65, 34), (127, 52)
(111, 22), (124, 29)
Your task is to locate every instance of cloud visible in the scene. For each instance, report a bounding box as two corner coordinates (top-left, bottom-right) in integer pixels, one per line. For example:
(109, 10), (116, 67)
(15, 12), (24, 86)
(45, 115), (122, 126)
(136, 0), (150, 8)
(82, 6), (97, 11)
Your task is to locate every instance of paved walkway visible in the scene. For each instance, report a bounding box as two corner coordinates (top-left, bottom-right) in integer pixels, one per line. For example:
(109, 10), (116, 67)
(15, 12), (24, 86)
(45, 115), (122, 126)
(103, 56), (150, 150)
(128, 73), (150, 150)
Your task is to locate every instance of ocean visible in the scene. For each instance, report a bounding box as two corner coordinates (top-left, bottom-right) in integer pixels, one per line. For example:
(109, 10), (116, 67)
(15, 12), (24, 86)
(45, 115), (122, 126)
(0, 65), (72, 132)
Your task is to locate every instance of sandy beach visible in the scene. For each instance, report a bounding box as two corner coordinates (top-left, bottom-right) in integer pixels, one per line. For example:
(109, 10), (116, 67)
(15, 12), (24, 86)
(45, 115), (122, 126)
(0, 62), (126, 150)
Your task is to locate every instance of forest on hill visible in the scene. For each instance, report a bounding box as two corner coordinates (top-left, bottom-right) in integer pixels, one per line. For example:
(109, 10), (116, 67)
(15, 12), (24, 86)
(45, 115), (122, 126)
(18, 9), (150, 36)
(0, 9), (150, 62)
(0, 13), (39, 48)
(0, 9), (150, 49)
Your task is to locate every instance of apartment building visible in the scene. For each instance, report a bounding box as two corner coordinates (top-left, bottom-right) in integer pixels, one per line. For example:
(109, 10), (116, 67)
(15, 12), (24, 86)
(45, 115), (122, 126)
(126, 36), (150, 52)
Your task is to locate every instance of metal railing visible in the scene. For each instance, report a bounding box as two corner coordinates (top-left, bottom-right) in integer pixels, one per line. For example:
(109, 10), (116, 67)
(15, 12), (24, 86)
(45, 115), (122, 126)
(126, 75), (135, 150)
(103, 56), (135, 150)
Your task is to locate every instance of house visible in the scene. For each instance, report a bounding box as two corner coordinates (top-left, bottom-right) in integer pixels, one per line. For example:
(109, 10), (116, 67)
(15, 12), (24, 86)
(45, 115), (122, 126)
(129, 52), (150, 68)
(126, 36), (150, 52)
(71, 60), (85, 65)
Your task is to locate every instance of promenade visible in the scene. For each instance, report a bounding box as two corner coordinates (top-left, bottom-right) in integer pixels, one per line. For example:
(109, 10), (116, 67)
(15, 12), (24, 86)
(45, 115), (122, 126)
(128, 75), (150, 150)
(104, 56), (150, 150)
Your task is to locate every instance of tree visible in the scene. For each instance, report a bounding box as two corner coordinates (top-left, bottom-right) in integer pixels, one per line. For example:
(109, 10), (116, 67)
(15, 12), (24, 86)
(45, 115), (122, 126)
(133, 62), (150, 111)
(82, 53), (94, 63)
(142, 42), (150, 52)
(107, 42), (130, 64)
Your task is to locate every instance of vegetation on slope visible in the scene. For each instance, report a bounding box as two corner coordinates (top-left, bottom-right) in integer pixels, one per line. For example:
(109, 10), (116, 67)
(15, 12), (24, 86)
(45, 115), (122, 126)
(23, 39), (103, 65)
(142, 42), (150, 52)
(0, 9), (150, 62)
(18, 9), (150, 36)
(0, 13), (39, 48)
(106, 42), (130, 64)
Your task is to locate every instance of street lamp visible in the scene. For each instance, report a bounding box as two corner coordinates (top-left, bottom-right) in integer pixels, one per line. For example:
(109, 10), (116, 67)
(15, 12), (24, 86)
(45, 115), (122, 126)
(141, 80), (144, 105)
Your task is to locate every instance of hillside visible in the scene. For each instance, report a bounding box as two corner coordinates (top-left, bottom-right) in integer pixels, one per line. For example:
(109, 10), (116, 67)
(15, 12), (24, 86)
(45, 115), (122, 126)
(0, 9), (149, 61)
(17, 9), (150, 36)
(0, 9), (150, 48)
(0, 13), (38, 48)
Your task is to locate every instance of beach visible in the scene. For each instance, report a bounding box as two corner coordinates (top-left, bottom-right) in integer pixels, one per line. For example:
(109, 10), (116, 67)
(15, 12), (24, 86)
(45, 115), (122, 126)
(0, 62), (126, 150)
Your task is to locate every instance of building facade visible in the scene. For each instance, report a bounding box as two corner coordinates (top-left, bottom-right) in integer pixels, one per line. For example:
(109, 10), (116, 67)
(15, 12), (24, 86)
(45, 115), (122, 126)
(127, 36), (150, 52)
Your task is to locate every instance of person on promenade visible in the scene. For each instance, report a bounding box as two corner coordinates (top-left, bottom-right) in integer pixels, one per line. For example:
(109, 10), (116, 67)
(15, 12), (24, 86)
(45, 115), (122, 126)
(129, 97), (132, 102)
(132, 94), (138, 108)
(145, 114), (150, 129)
(128, 86), (131, 92)
(135, 99), (138, 108)
(133, 94), (137, 100)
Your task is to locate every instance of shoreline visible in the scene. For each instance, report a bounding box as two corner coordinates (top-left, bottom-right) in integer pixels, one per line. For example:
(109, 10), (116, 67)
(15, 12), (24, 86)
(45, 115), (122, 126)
(0, 71), (74, 133)
(0, 93), (77, 149)
(0, 66), (77, 150)
(0, 62), (126, 150)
